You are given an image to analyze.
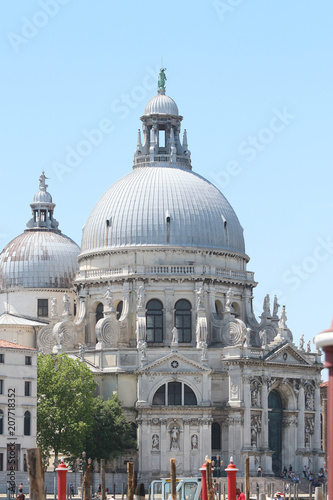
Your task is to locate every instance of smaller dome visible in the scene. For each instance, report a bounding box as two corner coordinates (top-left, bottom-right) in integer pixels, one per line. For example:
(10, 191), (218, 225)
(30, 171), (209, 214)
(33, 190), (52, 203)
(145, 93), (179, 116)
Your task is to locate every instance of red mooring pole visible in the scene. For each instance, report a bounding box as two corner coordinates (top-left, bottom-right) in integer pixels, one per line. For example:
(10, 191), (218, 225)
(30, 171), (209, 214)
(315, 320), (333, 500)
(56, 458), (68, 500)
(225, 457), (238, 500)
(200, 460), (208, 500)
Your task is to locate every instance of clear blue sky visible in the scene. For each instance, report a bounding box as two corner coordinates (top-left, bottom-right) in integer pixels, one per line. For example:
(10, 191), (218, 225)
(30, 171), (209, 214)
(1, 1), (332, 377)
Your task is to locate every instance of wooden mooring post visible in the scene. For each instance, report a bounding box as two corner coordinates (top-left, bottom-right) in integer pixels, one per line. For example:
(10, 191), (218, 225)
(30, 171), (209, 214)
(27, 448), (46, 500)
(127, 462), (135, 500)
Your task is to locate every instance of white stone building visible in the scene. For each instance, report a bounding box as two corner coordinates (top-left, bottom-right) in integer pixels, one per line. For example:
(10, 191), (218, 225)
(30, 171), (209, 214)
(0, 339), (37, 474)
(0, 70), (324, 479)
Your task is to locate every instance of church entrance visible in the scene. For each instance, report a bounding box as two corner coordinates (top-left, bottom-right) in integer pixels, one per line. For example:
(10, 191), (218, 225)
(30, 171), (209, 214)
(268, 391), (283, 476)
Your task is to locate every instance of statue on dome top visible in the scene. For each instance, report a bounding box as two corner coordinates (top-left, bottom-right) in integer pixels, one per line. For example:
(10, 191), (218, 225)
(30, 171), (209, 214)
(158, 68), (167, 92)
(263, 294), (271, 315)
(39, 171), (49, 191)
(273, 295), (280, 316)
(279, 305), (287, 329)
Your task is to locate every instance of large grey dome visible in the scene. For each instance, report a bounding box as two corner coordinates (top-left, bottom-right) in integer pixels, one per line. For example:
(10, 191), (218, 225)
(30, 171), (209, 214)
(0, 230), (80, 289)
(80, 166), (245, 256)
(144, 94), (179, 116)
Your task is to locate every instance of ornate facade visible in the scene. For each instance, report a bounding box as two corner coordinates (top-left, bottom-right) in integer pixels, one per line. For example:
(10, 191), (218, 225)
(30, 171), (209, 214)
(0, 71), (324, 479)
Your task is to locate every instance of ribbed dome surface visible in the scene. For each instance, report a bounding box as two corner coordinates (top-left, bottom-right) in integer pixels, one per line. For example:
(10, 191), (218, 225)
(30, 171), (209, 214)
(144, 94), (179, 116)
(33, 190), (53, 203)
(80, 167), (245, 255)
(0, 230), (80, 289)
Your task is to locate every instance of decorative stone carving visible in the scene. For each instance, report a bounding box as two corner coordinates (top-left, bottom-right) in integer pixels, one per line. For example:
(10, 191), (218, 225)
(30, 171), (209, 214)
(152, 434), (159, 450)
(262, 294), (271, 316)
(305, 417), (314, 448)
(50, 297), (58, 318)
(171, 327), (179, 348)
(251, 380), (261, 407)
(137, 285), (145, 309)
(96, 316), (119, 348)
(37, 325), (55, 353)
(251, 415), (261, 447)
(225, 288), (234, 313)
(196, 310), (208, 347)
(62, 292), (71, 316)
(196, 286), (204, 310)
(170, 426), (180, 449)
(306, 341), (311, 353)
(191, 434), (198, 449)
(273, 295), (280, 317)
(230, 381), (239, 400)
(103, 286), (115, 311)
(222, 318), (246, 346)
(305, 384), (314, 410)
(299, 334), (304, 351)
(279, 306), (287, 329)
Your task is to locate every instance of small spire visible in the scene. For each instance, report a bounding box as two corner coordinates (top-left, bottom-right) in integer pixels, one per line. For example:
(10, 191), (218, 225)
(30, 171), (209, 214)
(137, 129), (142, 148)
(158, 68), (167, 94)
(183, 129), (188, 149)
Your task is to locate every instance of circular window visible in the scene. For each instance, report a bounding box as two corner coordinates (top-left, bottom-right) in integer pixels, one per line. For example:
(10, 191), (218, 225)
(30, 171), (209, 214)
(283, 352), (288, 360)
(171, 361), (179, 368)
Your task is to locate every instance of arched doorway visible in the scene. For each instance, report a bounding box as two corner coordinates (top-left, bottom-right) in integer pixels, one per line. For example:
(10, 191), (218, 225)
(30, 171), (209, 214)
(268, 390), (283, 476)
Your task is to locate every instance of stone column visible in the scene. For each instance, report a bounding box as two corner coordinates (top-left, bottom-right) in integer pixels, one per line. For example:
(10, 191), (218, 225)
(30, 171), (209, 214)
(164, 288), (174, 345)
(243, 376), (251, 449)
(160, 419), (168, 475)
(200, 418), (211, 460)
(183, 419), (191, 475)
(297, 382), (305, 450)
(261, 379), (269, 449)
(313, 385), (321, 450)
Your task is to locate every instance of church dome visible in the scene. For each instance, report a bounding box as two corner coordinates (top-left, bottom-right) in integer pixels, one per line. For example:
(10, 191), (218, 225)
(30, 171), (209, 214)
(144, 93), (179, 116)
(0, 230), (80, 289)
(80, 166), (245, 256)
(0, 172), (80, 290)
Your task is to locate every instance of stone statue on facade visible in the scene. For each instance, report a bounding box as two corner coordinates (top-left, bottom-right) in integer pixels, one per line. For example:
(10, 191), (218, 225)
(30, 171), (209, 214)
(263, 294), (271, 315)
(273, 295), (280, 316)
(196, 286), (204, 310)
(259, 328), (267, 347)
(50, 297), (57, 318)
(158, 68), (167, 91)
(170, 426), (180, 449)
(225, 288), (234, 312)
(62, 293), (70, 316)
(299, 334), (304, 351)
(152, 434), (159, 450)
(171, 327), (179, 348)
(191, 434), (198, 449)
(103, 286), (114, 310)
(137, 285), (145, 309)
(279, 305), (287, 329)
(306, 340), (311, 353)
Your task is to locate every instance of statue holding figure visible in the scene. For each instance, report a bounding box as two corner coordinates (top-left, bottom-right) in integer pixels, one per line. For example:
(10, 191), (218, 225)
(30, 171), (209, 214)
(158, 68), (167, 92)
(225, 288), (234, 312)
(171, 327), (179, 347)
(196, 286), (204, 310)
(170, 426), (180, 449)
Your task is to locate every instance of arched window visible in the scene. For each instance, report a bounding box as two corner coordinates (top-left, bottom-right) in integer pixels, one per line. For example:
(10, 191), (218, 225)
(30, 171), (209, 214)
(211, 422), (221, 450)
(116, 301), (123, 320)
(24, 411), (31, 436)
(96, 303), (104, 323)
(152, 382), (197, 406)
(0, 409), (3, 434)
(175, 299), (191, 342)
(146, 300), (163, 343)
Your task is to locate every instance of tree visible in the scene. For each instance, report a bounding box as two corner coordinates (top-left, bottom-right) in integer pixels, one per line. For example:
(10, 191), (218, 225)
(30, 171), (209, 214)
(85, 394), (136, 461)
(37, 353), (97, 465)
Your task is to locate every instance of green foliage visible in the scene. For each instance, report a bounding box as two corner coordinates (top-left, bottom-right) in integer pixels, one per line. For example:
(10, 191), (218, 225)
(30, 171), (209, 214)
(37, 353), (97, 463)
(85, 394), (136, 461)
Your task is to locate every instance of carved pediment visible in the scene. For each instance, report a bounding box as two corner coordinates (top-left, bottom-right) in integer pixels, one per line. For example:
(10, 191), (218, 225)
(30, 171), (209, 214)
(137, 351), (211, 374)
(264, 343), (312, 366)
